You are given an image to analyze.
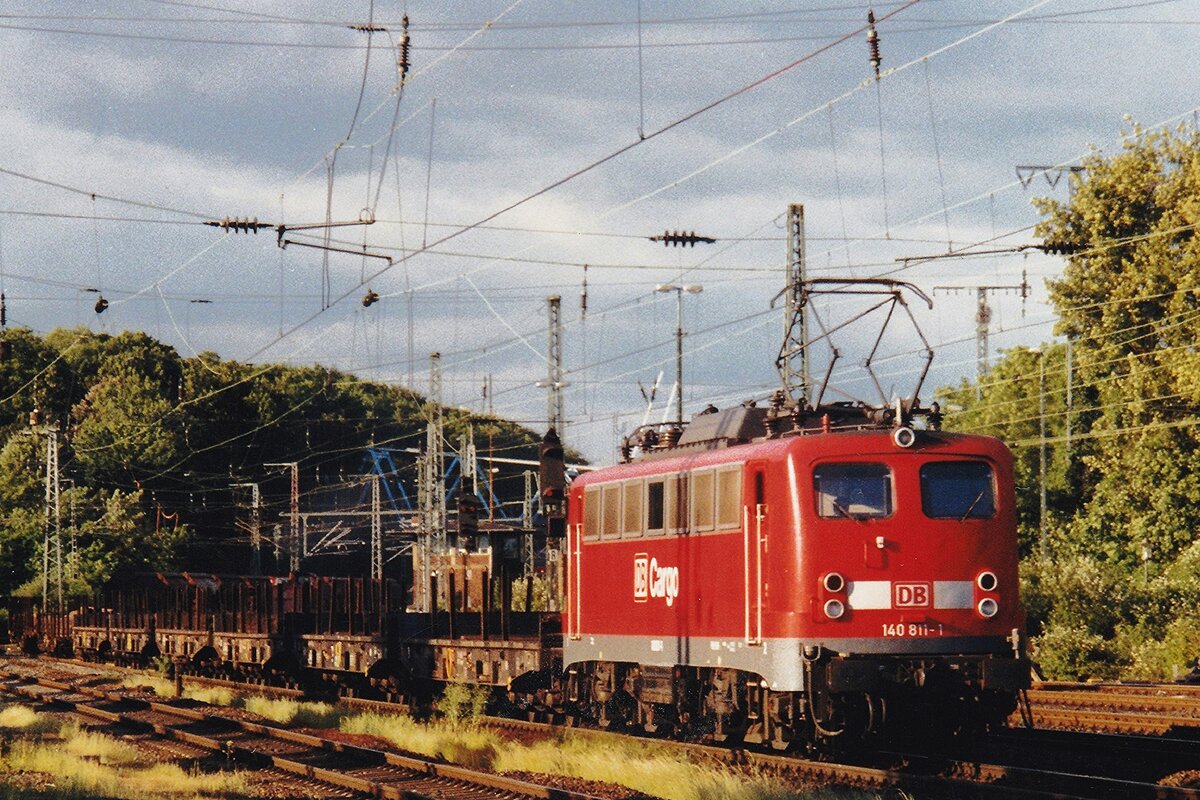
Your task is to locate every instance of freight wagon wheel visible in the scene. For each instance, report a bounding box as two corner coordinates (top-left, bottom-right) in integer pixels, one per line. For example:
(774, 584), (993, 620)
(53, 638), (73, 659)
(366, 659), (410, 701)
(138, 641), (161, 668)
(21, 635), (39, 656)
(191, 645), (220, 676)
(97, 641), (112, 662)
(598, 690), (636, 730)
(263, 653), (301, 686)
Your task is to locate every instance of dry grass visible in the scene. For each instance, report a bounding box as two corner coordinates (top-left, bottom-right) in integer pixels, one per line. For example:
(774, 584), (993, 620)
(104, 677), (869, 799)
(122, 676), (344, 728)
(120, 676), (235, 708)
(242, 696), (344, 728)
(0, 705), (59, 734)
(0, 716), (247, 799)
(340, 711), (500, 769)
(492, 735), (857, 800)
(341, 711), (866, 799)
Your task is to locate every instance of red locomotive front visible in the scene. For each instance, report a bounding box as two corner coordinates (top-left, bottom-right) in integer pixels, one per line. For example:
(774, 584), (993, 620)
(563, 404), (1030, 746)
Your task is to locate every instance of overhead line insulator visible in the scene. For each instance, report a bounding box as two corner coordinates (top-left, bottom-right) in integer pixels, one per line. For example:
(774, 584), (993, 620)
(362, 289), (380, 307)
(866, 9), (882, 79)
(398, 15), (411, 84)
(648, 229), (717, 247)
(204, 217), (271, 234)
(1039, 241), (1087, 255)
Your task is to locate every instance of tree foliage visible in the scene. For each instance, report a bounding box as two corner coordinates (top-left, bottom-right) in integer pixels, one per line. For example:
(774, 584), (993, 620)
(942, 122), (1200, 677)
(0, 327), (550, 604)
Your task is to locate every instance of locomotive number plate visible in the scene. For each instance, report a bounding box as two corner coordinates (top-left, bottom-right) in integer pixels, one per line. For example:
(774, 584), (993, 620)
(881, 623), (944, 637)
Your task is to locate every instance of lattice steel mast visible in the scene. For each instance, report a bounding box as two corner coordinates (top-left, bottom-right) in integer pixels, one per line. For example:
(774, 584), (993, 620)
(780, 203), (809, 405)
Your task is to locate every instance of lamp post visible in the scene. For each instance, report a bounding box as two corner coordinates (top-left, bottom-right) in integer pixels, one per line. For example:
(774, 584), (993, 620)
(655, 284), (704, 426)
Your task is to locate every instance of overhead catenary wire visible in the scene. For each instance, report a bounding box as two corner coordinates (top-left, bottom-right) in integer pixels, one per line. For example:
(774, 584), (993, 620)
(245, 0), (924, 362)
(7, 1), (1190, 470)
(0, 166), (214, 220)
(2, 2), (1185, 50)
(12, 0), (1176, 28)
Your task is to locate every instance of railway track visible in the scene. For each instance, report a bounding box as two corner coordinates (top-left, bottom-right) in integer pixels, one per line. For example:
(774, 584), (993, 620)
(4, 657), (1200, 799)
(1022, 681), (1200, 734)
(99, 668), (1200, 797)
(0, 669), (605, 800)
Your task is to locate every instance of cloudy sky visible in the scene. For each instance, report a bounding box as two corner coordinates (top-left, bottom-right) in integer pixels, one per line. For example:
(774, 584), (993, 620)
(0, 0), (1194, 462)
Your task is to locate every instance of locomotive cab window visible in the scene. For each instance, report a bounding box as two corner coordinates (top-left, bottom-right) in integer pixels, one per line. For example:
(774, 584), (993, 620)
(814, 463), (893, 519)
(920, 461), (996, 519)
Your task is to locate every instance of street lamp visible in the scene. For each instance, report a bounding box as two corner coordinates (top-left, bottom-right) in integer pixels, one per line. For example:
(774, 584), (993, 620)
(655, 284), (704, 426)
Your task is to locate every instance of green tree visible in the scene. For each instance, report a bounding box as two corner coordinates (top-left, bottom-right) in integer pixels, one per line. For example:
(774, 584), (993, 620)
(942, 122), (1200, 676)
(71, 368), (183, 485)
(75, 489), (185, 589)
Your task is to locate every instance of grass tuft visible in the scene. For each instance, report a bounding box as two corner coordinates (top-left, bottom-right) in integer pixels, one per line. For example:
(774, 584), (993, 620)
(339, 713), (855, 798)
(242, 696), (344, 728)
(340, 712), (500, 769)
(120, 676), (235, 707)
(494, 734), (865, 800)
(0, 724), (248, 799)
(0, 705), (58, 734)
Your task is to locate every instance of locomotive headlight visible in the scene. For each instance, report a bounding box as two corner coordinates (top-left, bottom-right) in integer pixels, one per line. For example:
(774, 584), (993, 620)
(977, 597), (999, 618)
(823, 572), (845, 593)
(824, 598), (846, 619)
(976, 571), (998, 592)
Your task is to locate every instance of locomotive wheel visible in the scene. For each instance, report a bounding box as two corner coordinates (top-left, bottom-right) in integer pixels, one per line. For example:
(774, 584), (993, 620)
(978, 689), (1018, 733)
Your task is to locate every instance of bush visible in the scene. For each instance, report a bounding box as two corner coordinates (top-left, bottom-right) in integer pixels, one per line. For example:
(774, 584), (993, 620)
(1032, 623), (1123, 681)
(1122, 614), (1200, 681)
(437, 682), (491, 725)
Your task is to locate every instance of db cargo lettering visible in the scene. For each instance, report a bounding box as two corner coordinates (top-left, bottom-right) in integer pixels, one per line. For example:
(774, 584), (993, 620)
(634, 555), (679, 607)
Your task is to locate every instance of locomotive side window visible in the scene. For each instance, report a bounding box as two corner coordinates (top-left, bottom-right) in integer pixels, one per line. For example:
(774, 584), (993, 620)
(691, 470), (716, 531)
(716, 466), (742, 529)
(665, 475), (684, 532)
(813, 463), (893, 519)
(584, 486), (601, 540)
(920, 461), (996, 519)
(601, 484), (622, 539)
(646, 479), (666, 535)
(622, 480), (643, 537)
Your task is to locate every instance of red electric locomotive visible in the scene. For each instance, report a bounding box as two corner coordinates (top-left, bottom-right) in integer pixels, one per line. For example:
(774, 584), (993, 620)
(561, 280), (1031, 748)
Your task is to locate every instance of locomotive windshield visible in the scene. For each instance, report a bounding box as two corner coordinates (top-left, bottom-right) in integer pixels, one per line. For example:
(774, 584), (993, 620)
(814, 463), (893, 518)
(920, 461), (996, 519)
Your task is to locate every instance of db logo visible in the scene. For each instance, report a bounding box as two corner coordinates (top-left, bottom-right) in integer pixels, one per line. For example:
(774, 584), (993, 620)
(633, 553), (680, 606)
(633, 555), (649, 602)
(894, 582), (931, 608)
